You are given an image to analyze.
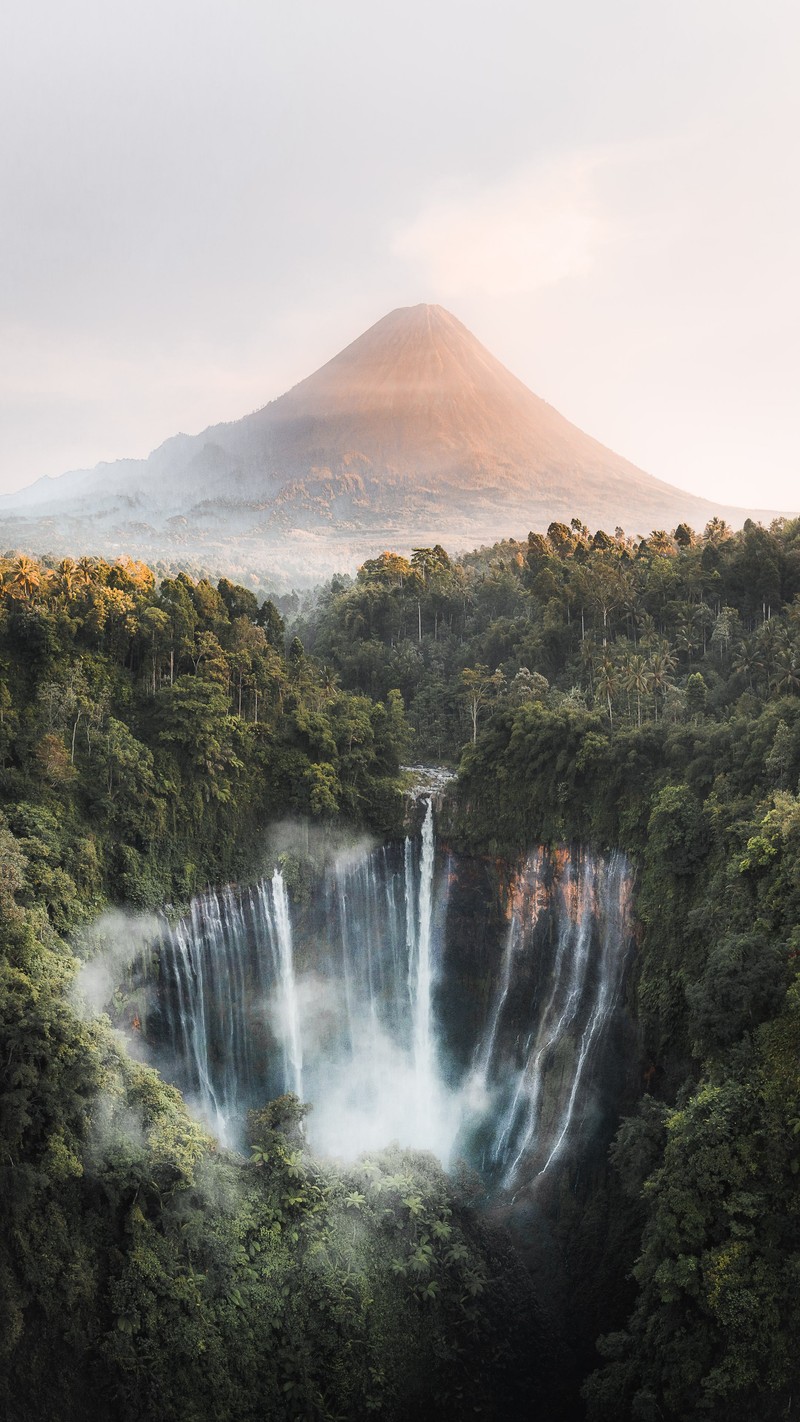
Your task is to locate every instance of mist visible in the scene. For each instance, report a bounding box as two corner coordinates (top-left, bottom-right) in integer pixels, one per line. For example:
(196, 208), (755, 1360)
(78, 805), (634, 1195)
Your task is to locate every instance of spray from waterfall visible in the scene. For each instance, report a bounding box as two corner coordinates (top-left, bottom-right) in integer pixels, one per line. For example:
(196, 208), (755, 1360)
(131, 813), (633, 1191)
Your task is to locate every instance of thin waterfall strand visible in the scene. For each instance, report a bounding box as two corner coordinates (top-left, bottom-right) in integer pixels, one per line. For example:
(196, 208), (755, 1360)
(134, 826), (632, 1187)
(412, 798), (436, 1095)
(270, 868), (304, 1100)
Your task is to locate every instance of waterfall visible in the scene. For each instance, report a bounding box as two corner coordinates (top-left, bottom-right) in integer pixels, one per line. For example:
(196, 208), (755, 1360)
(531, 851), (630, 1181)
(497, 861), (596, 1184)
(411, 798), (436, 1097)
(133, 818), (633, 1191)
(463, 912), (518, 1121)
(268, 869), (304, 1100)
(154, 888), (252, 1145)
(464, 849), (633, 1189)
(404, 833), (417, 1013)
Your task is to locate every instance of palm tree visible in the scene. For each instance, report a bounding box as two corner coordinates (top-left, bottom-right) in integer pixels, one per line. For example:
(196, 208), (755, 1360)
(704, 516), (732, 544)
(770, 647), (800, 698)
(319, 665), (341, 700)
(622, 653), (650, 728)
(9, 555), (41, 600)
(648, 529), (675, 557)
(674, 613), (699, 664)
(596, 658), (617, 725)
(75, 556), (95, 588)
(754, 619), (789, 695)
(636, 611), (659, 648)
(647, 649), (675, 722)
(57, 558), (78, 598)
(732, 638), (757, 692)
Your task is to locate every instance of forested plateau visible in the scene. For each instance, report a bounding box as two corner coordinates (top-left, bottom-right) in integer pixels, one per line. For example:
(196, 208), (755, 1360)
(1, 512), (799, 1420)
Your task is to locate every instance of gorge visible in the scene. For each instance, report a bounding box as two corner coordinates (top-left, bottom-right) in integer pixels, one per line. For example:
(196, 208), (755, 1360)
(126, 795), (636, 1204)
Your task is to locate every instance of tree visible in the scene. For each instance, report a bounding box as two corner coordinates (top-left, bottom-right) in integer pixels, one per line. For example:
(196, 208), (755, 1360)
(622, 654), (650, 728)
(647, 648), (675, 722)
(710, 606), (740, 667)
(7, 555), (42, 601)
(764, 719), (796, 787)
(410, 545), (452, 583)
(596, 658), (617, 725)
(217, 577), (259, 622)
(461, 665), (505, 743)
(585, 558), (624, 646)
(686, 671), (709, 721)
(674, 605), (703, 663)
(648, 529), (675, 557)
(158, 577), (198, 684)
(770, 646), (800, 698)
(37, 664), (104, 764)
(303, 761), (341, 817)
(257, 599), (286, 649)
(140, 605), (171, 693)
(547, 521), (574, 555)
(156, 677), (244, 805)
(358, 551), (414, 587)
(704, 516), (732, 544)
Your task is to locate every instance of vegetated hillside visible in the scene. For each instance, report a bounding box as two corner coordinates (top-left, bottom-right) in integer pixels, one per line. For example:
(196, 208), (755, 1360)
(0, 551), (565, 1421)
(0, 306), (782, 583)
(2, 510), (800, 1420)
(296, 511), (800, 1418)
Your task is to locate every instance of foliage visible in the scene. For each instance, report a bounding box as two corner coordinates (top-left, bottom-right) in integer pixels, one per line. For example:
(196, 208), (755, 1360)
(4, 519), (800, 1418)
(291, 516), (800, 1417)
(2, 557), (545, 1420)
(0, 557), (412, 905)
(294, 517), (800, 766)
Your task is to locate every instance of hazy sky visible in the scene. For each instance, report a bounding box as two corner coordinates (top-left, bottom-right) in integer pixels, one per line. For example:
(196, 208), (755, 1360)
(1, 0), (798, 508)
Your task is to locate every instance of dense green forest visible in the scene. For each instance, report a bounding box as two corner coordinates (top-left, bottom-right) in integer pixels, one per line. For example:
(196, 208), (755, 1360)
(0, 554), (557, 1420)
(1, 514), (800, 1418)
(296, 514), (800, 1418)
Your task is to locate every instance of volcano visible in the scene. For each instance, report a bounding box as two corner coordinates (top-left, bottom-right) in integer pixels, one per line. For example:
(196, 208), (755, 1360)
(0, 304), (780, 582)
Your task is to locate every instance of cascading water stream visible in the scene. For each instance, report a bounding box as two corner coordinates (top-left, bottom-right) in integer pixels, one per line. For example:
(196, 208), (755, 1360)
(531, 850), (630, 1182)
(404, 834), (417, 1014)
(268, 868), (304, 1100)
(498, 860), (596, 1184)
(133, 813), (633, 1191)
(411, 798), (436, 1103)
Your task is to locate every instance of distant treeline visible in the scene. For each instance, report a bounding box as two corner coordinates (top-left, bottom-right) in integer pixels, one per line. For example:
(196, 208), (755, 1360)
(296, 516), (800, 763)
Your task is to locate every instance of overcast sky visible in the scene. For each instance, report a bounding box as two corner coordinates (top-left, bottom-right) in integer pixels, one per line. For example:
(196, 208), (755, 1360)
(1, 0), (798, 509)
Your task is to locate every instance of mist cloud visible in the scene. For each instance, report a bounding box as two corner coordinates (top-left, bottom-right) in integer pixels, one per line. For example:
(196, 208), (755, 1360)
(73, 907), (161, 1016)
(392, 156), (618, 298)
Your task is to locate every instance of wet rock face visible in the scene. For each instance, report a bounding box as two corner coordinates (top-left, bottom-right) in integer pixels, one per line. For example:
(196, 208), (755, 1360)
(440, 847), (637, 1193)
(130, 817), (637, 1197)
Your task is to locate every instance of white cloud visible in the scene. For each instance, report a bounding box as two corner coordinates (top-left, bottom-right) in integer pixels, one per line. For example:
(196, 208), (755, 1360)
(392, 156), (620, 297)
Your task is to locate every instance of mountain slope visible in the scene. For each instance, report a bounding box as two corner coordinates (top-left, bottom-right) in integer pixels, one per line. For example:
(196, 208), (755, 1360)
(0, 305), (785, 581)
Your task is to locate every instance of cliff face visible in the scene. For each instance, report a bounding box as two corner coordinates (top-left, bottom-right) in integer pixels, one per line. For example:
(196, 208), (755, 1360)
(436, 845), (638, 1194)
(127, 833), (639, 1202)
